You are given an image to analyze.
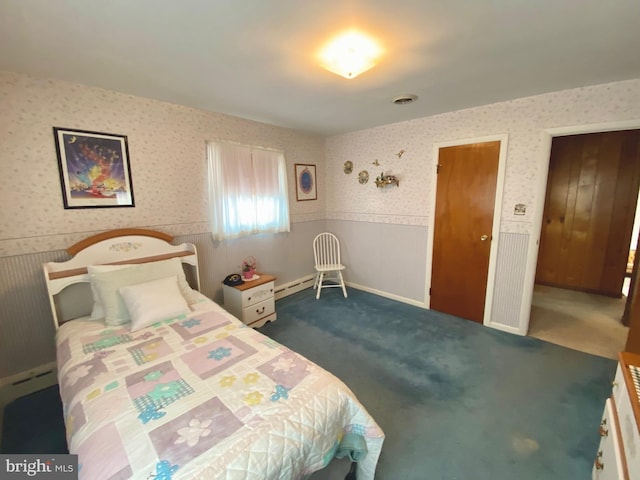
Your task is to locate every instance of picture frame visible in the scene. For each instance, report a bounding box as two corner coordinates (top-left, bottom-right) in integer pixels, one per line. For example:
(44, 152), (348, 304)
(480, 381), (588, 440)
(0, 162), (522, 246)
(53, 127), (135, 209)
(294, 163), (317, 201)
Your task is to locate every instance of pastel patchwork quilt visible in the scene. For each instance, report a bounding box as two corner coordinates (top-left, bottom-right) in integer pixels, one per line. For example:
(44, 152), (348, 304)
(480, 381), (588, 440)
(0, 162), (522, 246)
(56, 298), (384, 480)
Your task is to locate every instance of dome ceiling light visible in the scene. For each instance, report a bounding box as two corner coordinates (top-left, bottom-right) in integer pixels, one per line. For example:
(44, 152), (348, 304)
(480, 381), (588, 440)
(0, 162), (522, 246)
(318, 31), (383, 79)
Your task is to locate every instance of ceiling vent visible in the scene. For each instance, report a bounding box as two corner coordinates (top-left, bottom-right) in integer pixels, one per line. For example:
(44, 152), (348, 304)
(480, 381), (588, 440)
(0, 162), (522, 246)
(392, 94), (418, 105)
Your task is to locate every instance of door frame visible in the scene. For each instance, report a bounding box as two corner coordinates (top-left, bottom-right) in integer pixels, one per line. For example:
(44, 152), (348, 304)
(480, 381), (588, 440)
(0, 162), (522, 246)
(521, 119), (640, 335)
(426, 133), (509, 326)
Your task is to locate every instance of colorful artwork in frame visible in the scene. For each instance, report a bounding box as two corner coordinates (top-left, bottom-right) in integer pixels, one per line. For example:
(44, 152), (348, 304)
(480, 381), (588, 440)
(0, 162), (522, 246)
(294, 163), (317, 201)
(53, 127), (135, 209)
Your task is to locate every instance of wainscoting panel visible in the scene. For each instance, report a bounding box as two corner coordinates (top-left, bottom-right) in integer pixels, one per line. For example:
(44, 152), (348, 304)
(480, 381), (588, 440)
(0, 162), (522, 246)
(327, 219), (429, 303)
(489, 232), (530, 332)
(173, 233), (219, 301)
(0, 250), (69, 380)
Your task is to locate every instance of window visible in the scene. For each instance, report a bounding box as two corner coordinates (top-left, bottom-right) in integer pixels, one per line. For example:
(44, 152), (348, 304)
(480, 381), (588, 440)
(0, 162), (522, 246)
(207, 141), (290, 240)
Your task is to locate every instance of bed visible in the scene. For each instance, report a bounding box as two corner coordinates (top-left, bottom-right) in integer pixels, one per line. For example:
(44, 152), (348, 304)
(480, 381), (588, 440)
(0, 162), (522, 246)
(43, 229), (384, 480)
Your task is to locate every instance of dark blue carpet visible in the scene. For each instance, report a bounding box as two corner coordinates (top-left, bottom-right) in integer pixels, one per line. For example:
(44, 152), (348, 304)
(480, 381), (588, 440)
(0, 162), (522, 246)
(261, 288), (615, 480)
(1, 384), (67, 454)
(1, 287), (615, 480)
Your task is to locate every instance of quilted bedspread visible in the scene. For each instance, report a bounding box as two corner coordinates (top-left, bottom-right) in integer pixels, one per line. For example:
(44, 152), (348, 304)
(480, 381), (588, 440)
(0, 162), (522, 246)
(56, 298), (384, 480)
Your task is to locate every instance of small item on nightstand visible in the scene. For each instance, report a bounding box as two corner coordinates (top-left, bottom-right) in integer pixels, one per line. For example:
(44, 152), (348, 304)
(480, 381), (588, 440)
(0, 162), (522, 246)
(242, 256), (257, 279)
(223, 274), (244, 286)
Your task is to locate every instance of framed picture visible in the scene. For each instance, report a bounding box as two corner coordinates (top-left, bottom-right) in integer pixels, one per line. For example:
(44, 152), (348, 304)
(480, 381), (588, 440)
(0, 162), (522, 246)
(53, 127), (135, 209)
(294, 163), (317, 201)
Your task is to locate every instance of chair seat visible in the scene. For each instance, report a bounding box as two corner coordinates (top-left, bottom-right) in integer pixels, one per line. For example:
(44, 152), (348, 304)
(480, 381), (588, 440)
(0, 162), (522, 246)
(315, 264), (346, 272)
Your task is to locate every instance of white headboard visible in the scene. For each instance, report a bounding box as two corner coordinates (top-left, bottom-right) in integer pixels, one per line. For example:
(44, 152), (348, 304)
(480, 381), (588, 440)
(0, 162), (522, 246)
(43, 228), (200, 329)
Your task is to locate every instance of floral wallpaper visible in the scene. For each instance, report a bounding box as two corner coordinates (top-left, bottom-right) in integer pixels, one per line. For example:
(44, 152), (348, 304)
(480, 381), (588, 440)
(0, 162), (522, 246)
(325, 78), (640, 235)
(1, 70), (639, 258)
(0, 71), (325, 257)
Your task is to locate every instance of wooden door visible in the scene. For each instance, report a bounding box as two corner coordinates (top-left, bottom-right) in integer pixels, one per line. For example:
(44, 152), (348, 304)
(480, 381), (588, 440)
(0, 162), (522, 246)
(431, 141), (500, 323)
(536, 130), (640, 297)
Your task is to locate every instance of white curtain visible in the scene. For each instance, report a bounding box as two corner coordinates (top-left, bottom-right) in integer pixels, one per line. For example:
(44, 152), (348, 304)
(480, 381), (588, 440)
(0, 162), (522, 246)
(207, 141), (290, 240)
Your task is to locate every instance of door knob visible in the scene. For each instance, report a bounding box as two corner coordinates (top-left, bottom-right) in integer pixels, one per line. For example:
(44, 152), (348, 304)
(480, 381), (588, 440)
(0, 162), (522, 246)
(480, 235), (489, 241)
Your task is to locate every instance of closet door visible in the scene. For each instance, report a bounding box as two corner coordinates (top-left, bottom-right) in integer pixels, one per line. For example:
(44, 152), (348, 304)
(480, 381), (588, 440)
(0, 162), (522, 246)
(431, 141), (500, 323)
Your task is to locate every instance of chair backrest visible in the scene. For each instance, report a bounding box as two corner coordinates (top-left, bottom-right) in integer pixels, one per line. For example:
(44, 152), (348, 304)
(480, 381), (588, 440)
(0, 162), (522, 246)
(313, 232), (342, 267)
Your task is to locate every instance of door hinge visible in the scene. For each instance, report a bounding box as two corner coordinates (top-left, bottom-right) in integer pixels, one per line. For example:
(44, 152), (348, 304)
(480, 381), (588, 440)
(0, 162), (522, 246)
(429, 287), (432, 296)
(436, 164), (441, 174)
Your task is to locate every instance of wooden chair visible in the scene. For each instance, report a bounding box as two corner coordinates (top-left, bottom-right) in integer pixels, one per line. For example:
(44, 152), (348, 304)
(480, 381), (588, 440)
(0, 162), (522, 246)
(313, 232), (348, 299)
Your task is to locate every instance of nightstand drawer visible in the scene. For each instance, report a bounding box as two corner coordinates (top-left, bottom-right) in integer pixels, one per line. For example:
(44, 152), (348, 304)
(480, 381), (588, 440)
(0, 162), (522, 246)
(243, 297), (275, 325)
(242, 281), (274, 307)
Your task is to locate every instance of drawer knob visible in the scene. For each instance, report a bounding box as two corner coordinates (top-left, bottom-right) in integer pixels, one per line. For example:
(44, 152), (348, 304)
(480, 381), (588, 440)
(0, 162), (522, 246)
(256, 306), (265, 314)
(612, 381), (618, 388)
(598, 425), (608, 437)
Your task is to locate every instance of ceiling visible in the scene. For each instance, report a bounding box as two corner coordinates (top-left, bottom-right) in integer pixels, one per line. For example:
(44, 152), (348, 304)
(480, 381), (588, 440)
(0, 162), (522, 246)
(1, 0), (639, 136)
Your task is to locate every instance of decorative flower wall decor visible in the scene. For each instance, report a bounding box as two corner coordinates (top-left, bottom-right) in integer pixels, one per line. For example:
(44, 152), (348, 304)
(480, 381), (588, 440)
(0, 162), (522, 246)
(375, 172), (399, 188)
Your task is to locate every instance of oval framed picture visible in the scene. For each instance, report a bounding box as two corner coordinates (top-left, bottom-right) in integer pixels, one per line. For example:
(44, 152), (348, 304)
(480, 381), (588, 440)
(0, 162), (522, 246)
(294, 163), (317, 201)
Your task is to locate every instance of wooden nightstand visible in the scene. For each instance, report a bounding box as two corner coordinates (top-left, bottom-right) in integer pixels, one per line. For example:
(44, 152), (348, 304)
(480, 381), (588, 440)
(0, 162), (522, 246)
(222, 274), (276, 328)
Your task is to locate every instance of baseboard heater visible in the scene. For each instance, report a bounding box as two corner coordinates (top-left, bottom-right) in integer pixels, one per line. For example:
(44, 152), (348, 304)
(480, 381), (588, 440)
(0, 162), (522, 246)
(274, 274), (315, 300)
(0, 362), (58, 445)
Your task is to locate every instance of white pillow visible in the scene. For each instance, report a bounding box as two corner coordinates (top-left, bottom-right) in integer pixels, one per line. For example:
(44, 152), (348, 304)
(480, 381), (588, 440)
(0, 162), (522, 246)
(88, 264), (129, 320)
(119, 276), (190, 332)
(88, 257), (198, 326)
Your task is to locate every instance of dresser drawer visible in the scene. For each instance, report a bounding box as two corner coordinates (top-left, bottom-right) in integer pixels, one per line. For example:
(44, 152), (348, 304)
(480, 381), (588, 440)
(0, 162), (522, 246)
(618, 379), (640, 477)
(242, 281), (274, 307)
(613, 364), (626, 408)
(242, 297), (275, 325)
(593, 398), (626, 480)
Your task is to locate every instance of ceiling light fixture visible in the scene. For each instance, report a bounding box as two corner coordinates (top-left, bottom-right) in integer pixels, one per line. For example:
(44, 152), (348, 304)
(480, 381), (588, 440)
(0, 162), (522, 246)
(318, 31), (382, 79)
(393, 94), (418, 105)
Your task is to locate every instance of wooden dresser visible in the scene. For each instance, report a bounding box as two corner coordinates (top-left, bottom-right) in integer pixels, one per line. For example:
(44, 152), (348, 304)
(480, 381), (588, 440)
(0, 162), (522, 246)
(593, 352), (640, 479)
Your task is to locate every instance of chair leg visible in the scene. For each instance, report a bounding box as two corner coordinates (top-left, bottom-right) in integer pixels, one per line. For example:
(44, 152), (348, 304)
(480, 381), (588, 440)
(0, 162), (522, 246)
(316, 273), (324, 299)
(338, 272), (347, 298)
(313, 273), (319, 289)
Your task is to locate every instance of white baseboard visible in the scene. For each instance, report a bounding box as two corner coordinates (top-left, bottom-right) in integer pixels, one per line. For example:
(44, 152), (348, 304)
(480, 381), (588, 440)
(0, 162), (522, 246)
(346, 281), (428, 308)
(485, 321), (523, 335)
(274, 274), (428, 309)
